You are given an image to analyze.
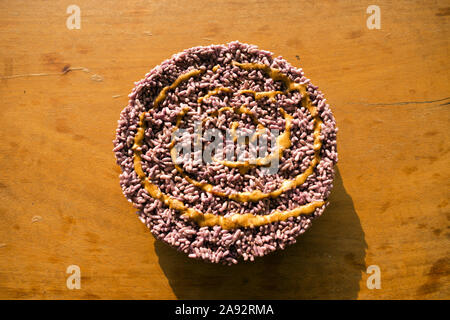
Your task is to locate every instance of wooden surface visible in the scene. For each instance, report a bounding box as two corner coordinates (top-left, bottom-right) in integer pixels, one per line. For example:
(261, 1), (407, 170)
(0, 0), (449, 300)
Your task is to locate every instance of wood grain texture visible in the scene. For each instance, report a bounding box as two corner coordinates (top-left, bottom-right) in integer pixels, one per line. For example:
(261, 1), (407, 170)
(0, 0), (449, 299)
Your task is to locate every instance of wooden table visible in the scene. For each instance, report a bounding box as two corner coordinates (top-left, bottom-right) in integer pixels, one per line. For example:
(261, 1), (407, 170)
(0, 0), (448, 299)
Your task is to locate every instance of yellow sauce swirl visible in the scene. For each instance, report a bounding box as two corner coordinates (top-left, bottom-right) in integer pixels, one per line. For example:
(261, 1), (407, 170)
(131, 62), (325, 229)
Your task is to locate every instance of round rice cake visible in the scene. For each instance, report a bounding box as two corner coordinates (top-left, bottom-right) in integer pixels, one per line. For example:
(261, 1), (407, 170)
(113, 41), (338, 265)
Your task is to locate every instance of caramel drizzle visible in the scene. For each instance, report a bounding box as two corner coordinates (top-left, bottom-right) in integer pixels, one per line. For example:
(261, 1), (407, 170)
(212, 65), (220, 72)
(239, 89), (284, 102)
(132, 63), (325, 229)
(197, 87), (232, 103)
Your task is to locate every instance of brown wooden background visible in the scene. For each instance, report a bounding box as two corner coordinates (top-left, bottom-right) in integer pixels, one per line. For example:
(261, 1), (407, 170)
(0, 0), (449, 299)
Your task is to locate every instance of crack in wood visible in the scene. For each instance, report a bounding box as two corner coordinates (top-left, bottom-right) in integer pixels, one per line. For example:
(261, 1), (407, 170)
(350, 97), (450, 106)
(0, 67), (91, 80)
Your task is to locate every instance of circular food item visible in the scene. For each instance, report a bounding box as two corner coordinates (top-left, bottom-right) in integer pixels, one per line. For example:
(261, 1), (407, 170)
(113, 41), (338, 265)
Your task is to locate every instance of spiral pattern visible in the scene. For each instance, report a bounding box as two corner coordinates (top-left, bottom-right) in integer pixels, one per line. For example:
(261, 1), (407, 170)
(113, 41), (338, 264)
